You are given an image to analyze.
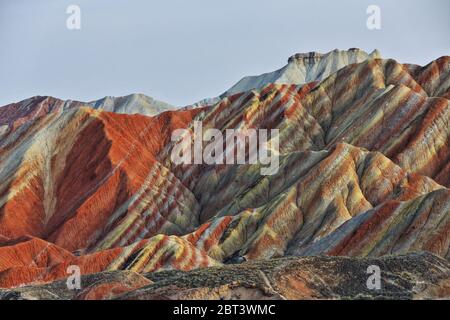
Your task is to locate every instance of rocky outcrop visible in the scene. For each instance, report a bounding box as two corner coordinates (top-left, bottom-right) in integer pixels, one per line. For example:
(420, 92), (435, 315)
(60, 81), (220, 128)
(0, 270), (152, 300)
(1, 253), (448, 300)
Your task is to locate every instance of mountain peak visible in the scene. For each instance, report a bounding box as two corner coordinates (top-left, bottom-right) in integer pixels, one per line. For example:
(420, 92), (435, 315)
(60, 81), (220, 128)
(219, 48), (382, 98)
(87, 93), (175, 116)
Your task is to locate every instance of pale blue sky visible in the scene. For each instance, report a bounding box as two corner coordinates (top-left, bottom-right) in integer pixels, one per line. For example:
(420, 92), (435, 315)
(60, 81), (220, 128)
(0, 0), (449, 107)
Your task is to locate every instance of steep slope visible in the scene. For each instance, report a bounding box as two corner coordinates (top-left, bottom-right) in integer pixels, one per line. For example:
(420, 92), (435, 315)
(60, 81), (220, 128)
(176, 57), (450, 190)
(294, 188), (450, 258)
(0, 234), (219, 288)
(178, 144), (448, 262)
(406, 56), (450, 99)
(0, 106), (201, 252)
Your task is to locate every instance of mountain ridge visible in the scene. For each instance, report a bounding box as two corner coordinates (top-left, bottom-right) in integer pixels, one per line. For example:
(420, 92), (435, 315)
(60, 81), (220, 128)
(190, 48), (382, 108)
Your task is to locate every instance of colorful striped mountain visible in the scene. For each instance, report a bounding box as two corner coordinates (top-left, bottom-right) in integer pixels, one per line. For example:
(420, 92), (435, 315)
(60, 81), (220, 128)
(0, 49), (448, 299)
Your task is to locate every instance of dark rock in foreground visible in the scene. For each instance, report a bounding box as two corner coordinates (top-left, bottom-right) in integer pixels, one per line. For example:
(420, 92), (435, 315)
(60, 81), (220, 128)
(1, 252), (448, 300)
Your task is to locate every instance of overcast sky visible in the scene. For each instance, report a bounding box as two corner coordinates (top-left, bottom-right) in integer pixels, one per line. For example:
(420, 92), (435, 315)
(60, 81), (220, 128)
(0, 0), (449, 107)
